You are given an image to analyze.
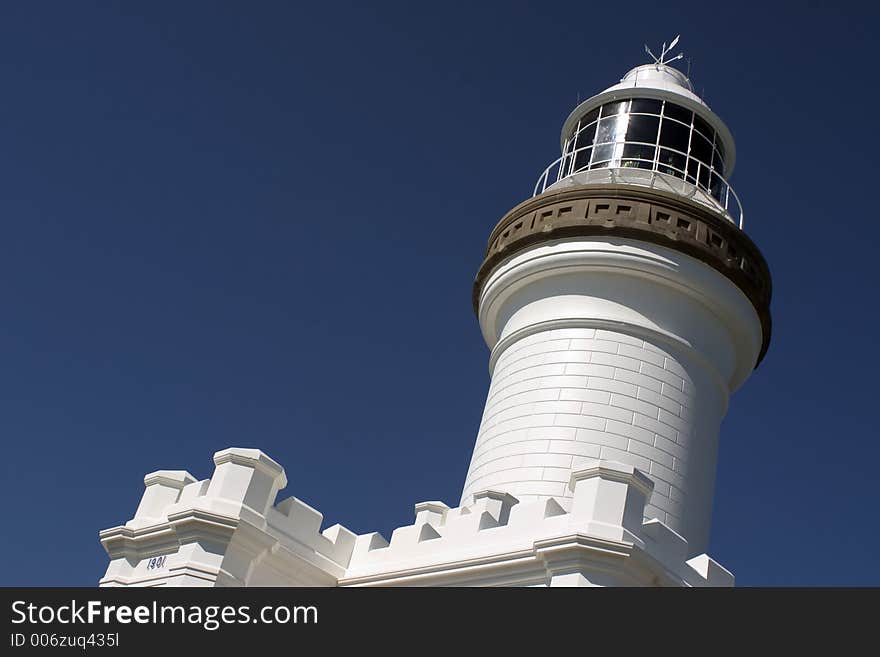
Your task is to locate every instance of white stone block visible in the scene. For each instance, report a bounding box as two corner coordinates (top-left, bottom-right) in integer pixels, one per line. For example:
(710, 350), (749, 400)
(604, 419), (654, 445)
(658, 408), (688, 433)
(559, 388), (612, 404)
(589, 351), (642, 373)
(564, 362), (615, 378)
(569, 338), (620, 353)
(686, 554), (735, 587)
(641, 519), (688, 573)
(550, 327), (595, 340)
(618, 342), (665, 367)
(640, 361), (684, 390)
(176, 479), (210, 505)
(469, 490), (519, 529)
(208, 448), (287, 517)
(637, 387), (682, 416)
(553, 414), (605, 430)
(414, 501), (449, 527)
(652, 433), (679, 456)
(568, 461), (653, 543)
(275, 496), (323, 537)
(320, 524), (357, 565)
(598, 446), (651, 473)
(660, 382), (689, 406)
(611, 393), (660, 419)
(633, 413), (678, 442)
(527, 426), (577, 440)
(586, 376), (638, 397)
(574, 429), (628, 451)
(595, 329), (643, 346)
(627, 440), (675, 469)
(542, 467), (575, 482)
(550, 440), (601, 458)
(614, 367), (661, 392)
(522, 453), (573, 468)
(134, 470), (196, 521)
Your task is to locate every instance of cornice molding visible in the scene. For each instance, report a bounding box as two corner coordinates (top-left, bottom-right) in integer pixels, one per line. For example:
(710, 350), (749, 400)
(474, 184), (772, 365)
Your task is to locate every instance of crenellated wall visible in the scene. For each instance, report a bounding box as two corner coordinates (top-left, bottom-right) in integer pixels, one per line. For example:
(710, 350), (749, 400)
(100, 448), (733, 587)
(100, 448), (355, 587)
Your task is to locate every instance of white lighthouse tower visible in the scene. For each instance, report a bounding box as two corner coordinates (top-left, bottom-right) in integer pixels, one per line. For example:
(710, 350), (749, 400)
(99, 41), (771, 587)
(460, 42), (771, 556)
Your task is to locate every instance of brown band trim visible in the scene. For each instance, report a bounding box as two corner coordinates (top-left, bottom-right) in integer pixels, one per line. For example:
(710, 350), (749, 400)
(473, 184), (772, 367)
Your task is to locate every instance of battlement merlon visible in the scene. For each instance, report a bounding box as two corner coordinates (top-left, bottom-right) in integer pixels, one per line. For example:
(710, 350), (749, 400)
(99, 447), (356, 587)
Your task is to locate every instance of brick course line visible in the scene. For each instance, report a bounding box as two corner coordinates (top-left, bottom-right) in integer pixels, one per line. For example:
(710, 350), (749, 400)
(464, 327), (703, 539)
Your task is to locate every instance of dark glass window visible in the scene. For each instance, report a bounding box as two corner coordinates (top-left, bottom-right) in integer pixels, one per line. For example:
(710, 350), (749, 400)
(686, 158), (699, 183)
(623, 143), (656, 163)
(714, 139), (726, 168)
(575, 123), (596, 150)
(579, 108), (599, 128)
(591, 143), (615, 166)
(693, 114), (713, 140)
(659, 119), (690, 153)
(710, 171), (726, 200)
(600, 100), (628, 117)
(573, 147), (591, 172)
(701, 161), (711, 187)
(687, 158), (711, 187)
(625, 115), (659, 145)
(663, 102), (692, 125)
(553, 98), (733, 201)
(560, 154), (572, 177)
(690, 132), (713, 166)
(712, 148), (726, 176)
(595, 116), (624, 145)
(630, 98), (662, 115)
(658, 148), (686, 176)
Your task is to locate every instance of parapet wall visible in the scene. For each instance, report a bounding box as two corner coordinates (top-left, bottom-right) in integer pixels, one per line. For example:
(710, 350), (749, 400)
(100, 448), (355, 587)
(100, 448), (733, 587)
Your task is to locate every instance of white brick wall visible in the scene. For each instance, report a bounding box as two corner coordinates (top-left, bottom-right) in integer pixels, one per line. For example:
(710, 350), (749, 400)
(461, 327), (723, 548)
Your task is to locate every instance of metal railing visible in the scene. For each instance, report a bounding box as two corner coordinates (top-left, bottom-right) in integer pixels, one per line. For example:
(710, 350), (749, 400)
(533, 143), (744, 229)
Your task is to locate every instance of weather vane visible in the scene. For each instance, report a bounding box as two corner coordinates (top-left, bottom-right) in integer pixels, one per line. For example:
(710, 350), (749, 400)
(644, 34), (684, 66)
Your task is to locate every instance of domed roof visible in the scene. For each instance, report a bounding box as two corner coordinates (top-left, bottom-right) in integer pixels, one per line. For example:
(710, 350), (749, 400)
(604, 64), (706, 107)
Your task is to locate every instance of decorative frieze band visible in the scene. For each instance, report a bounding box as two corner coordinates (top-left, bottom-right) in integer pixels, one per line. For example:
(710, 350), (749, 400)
(473, 184), (772, 365)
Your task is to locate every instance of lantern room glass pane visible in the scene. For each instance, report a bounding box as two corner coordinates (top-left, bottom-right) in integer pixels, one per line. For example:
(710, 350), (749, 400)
(592, 143), (615, 166)
(710, 171), (726, 200)
(568, 108), (598, 145)
(580, 108), (599, 127)
(694, 114), (713, 140)
(573, 147), (591, 172)
(663, 102), (692, 125)
(625, 115), (660, 145)
(659, 119), (690, 154)
(714, 137), (726, 166)
(555, 98), (733, 199)
(690, 132), (713, 166)
(600, 100), (628, 117)
(712, 148), (726, 176)
(699, 161), (710, 187)
(595, 116), (624, 145)
(630, 98), (662, 115)
(623, 142), (656, 163)
(658, 148), (686, 177)
(559, 155), (571, 178)
(576, 123), (596, 149)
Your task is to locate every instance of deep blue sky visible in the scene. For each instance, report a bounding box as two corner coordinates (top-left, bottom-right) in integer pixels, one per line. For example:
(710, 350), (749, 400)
(0, 1), (876, 586)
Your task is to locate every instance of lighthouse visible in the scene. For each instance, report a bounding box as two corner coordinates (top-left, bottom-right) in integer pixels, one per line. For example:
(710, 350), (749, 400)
(460, 41), (771, 556)
(99, 41), (770, 586)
